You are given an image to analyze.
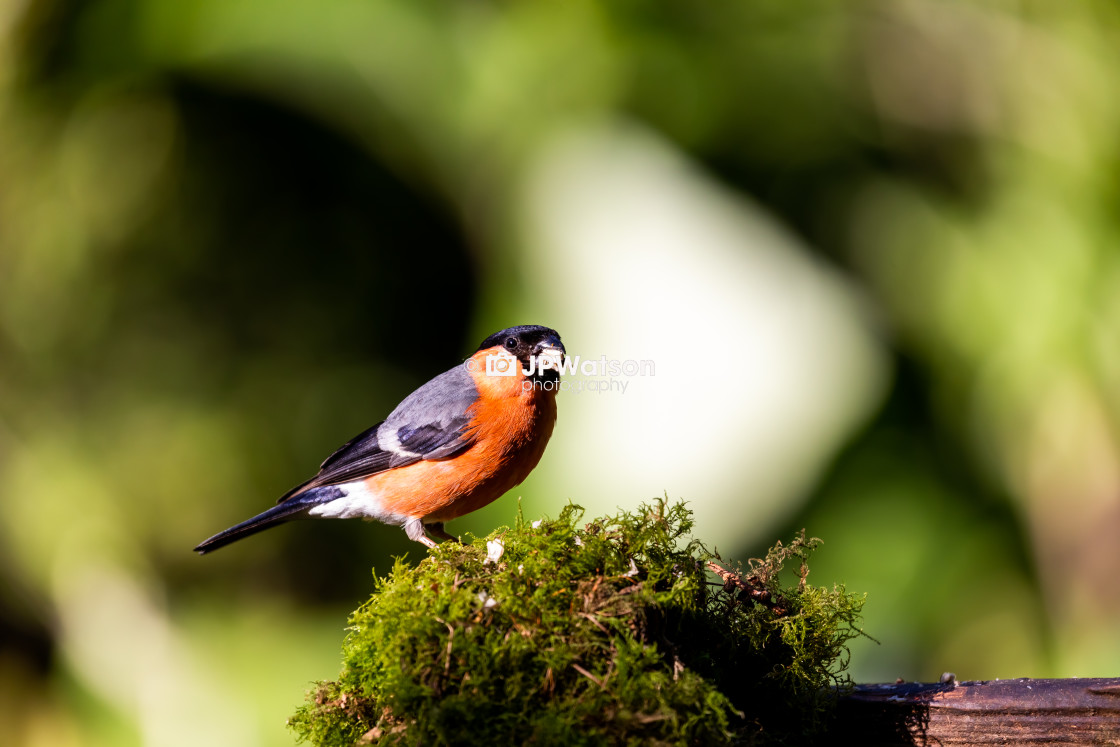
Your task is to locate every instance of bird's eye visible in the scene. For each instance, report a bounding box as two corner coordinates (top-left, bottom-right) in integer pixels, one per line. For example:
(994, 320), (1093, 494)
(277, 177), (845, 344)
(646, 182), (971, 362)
(504, 337), (518, 350)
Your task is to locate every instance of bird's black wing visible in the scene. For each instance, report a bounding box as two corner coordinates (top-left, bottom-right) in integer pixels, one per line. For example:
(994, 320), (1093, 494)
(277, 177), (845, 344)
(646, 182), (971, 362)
(277, 364), (479, 503)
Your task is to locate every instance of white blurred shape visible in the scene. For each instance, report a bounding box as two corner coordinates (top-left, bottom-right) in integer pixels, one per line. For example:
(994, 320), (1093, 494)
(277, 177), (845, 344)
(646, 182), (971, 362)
(484, 538), (505, 564)
(521, 122), (888, 550)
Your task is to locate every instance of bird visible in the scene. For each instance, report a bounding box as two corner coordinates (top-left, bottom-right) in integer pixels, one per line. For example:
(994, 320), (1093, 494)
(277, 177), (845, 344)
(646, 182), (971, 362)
(194, 325), (565, 553)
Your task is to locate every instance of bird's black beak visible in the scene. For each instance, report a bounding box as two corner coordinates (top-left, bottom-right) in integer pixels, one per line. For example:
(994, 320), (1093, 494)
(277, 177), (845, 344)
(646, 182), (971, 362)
(531, 337), (565, 378)
(533, 337), (565, 355)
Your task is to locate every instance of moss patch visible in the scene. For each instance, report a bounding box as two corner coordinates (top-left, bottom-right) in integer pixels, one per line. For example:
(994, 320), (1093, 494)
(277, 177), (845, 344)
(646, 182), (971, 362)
(289, 500), (866, 745)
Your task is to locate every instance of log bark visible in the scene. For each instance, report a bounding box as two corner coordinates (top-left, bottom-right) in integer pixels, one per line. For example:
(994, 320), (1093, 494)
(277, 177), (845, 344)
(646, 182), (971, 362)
(835, 678), (1120, 745)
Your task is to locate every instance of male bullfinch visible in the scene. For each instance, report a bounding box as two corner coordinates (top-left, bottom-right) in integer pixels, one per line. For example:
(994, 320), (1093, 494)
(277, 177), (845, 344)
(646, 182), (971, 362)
(194, 325), (565, 553)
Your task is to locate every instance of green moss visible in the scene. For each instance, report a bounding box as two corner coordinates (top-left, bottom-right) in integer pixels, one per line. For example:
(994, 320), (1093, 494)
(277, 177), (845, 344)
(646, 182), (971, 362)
(289, 500), (866, 745)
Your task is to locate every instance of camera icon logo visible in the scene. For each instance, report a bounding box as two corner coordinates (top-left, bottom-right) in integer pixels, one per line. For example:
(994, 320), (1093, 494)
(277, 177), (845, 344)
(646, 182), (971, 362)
(485, 353), (519, 377)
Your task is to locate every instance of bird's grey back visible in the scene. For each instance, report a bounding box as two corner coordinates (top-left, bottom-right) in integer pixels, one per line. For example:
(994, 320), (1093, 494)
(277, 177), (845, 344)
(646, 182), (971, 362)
(386, 363), (478, 429)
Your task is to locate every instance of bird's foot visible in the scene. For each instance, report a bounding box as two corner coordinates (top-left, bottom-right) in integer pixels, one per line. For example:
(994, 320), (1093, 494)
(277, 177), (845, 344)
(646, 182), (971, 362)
(404, 518), (458, 548)
(404, 518), (438, 548)
(425, 522), (461, 544)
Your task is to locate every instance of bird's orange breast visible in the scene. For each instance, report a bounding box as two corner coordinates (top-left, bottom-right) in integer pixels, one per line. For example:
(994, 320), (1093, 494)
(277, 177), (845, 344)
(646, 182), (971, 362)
(363, 348), (557, 522)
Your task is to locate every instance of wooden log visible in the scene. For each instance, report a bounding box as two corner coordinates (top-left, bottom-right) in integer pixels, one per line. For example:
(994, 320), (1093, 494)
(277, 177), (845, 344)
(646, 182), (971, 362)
(835, 677), (1120, 745)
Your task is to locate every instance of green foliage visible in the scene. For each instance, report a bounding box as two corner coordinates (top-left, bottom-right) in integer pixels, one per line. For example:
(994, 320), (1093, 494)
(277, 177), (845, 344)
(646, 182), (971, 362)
(289, 500), (866, 745)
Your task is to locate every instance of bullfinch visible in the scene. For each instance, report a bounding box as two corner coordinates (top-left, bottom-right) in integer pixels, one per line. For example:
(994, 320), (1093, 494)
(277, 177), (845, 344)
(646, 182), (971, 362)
(194, 325), (565, 553)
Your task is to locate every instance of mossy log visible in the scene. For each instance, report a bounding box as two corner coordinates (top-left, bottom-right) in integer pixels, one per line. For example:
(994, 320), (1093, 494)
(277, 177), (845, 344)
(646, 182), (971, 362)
(289, 500), (868, 746)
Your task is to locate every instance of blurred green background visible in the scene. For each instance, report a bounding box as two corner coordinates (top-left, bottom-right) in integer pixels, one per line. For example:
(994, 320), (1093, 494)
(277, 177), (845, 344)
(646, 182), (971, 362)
(3, 1), (1120, 744)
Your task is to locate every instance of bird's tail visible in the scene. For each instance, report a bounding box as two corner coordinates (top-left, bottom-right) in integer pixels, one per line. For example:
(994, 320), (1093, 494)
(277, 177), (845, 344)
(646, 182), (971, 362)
(193, 486), (343, 554)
